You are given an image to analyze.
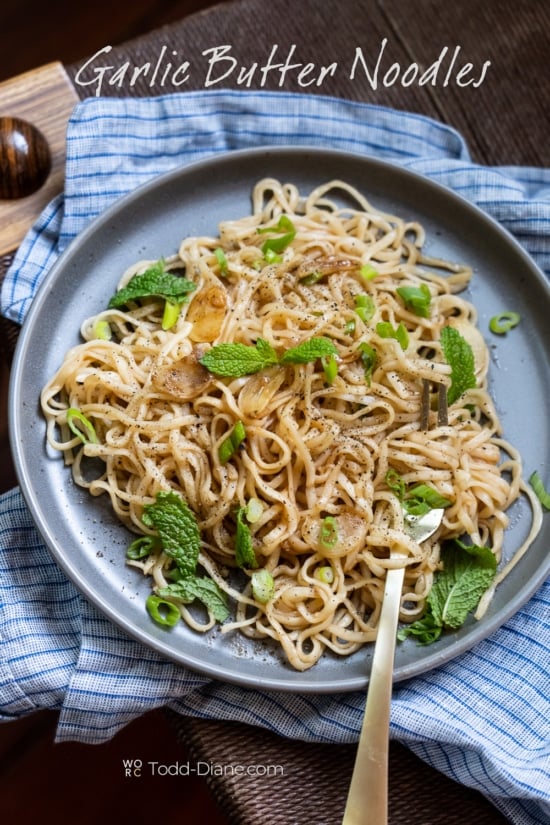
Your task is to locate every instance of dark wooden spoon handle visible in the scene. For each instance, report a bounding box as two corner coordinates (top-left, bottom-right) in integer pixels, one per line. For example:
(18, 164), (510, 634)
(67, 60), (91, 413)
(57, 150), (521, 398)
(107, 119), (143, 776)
(0, 116), (52, 199)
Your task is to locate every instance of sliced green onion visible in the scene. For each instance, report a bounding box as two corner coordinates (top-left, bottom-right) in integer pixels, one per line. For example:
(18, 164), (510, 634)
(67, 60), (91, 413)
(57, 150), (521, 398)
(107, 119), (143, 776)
(264, 248), (283, 264)
(529, 471), (550, 510)
(403, 484), (452, 515)
(218, 420), (247, 463)
(235, 507), (258, 569)
(320, 515), (338, 550)
(344, 319), (356, 335)
(396, 284), (432, 318)
(360, 263), (379, 281)
(146, 595), (181, 627)
(245, 497), (264, 524)
(489, 311), (521, 334)
(299, 270), (324, 285)
(322, 354), (338, 385)
(314, 565), (334, 584)
(385, 468), (406, 500)
(257, 215), (296, 258)
(376, 321), (409, 350)
(354, 294), (375, 322)
(358, 341), (377, 383)
(251, 568), (275, 603)
(92, 319), (112, 340)
(126, 536), (157, 560)
(214, 247), (228, 276)
(162, 300), (182, 330)
(67, 408), (98, 444)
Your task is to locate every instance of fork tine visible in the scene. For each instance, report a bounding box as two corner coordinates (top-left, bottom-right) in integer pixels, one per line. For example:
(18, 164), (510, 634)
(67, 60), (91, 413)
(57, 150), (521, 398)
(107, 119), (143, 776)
(420, 378), (431, 431)
(437, 382), (448, 426)
(420, 379), (448, 430)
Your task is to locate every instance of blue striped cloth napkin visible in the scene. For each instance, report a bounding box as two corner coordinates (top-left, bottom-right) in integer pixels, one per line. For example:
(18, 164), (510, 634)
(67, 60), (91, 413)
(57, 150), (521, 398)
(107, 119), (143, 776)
(1, 91), (549, 824)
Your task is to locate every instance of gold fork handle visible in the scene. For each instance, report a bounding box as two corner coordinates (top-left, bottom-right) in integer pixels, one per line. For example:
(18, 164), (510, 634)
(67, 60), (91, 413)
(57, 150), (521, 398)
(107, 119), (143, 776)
(342, 566), (405, 825)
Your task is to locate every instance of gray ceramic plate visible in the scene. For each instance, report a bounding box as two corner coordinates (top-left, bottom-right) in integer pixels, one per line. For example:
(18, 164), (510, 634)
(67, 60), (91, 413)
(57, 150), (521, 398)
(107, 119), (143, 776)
(9, 147), (550, 692)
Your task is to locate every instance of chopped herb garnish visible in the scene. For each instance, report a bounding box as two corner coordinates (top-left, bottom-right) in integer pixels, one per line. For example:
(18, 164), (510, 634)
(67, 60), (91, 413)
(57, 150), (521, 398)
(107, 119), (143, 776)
(403, 483), (452, 516)
(200, 339), (279, 377)
(200, 336), (337, 378)
(138, 490), (229, 624)
(322, 354), (338, 385)
(67, 408), (98, 444)
(245, 497), (263, 523)
(146, 595), (181, 628)
(214, 247), (229, 276)
(126, 536), (158, 560)
(235, 506), (258, 569)
(158, 578), (229, 622)
(141, 490), (201, 578)
(396, 284), (432, 318)
(360, 263), (379, 281)
(108, 260), (195, 308)
(299, 270), (325, 285)
(314, 565), (334, 584)
(529, 471), (550, 510)
(385, 469), (452, 516)
(358, 341), (377, 384)
(92, 319), (112, 340)
(489, 311), (521, 335)
(376, 320), (409, 350)
(251, 568), (275, 603)
(398, 539), (497, 644)
(440, 326), (476, 405)
(320, 515), (338, 549)
(354, 294), (376, 323)
(280, 336), (338, 365)
(218, 420), (247, 464)
(385, 468), (407, 500)
(161, 300), (183, 330)
(257, 215), (296, 259)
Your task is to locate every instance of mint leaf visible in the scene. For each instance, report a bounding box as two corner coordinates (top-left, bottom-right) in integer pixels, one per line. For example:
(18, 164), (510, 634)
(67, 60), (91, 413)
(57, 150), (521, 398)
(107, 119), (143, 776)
(358, 341), (377, 383)
(280, 336), (338, 365)
(440, 326), (476, 405)
(158, 577), (229, 622)
(431, 540), (497, 629)
(397, 613), (442, 645)
(399, 539), (497, 644)
(108, 260), (196, 308)
(141, 490), (201, 577)
(200, 339), (278, 377)
(200, 337), (338, 377)
(235, 507), (258, 569)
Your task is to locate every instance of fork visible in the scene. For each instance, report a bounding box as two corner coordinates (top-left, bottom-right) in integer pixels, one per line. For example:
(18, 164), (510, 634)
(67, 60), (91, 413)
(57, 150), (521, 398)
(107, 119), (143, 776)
(342, 380), (448, 825)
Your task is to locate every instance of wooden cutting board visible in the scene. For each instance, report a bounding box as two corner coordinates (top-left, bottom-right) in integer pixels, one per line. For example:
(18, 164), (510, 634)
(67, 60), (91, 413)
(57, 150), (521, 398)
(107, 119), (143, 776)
(0, 62), (79, 256)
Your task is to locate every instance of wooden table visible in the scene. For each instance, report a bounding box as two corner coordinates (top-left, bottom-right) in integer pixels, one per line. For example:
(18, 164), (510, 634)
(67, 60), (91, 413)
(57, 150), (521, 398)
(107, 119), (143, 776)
(1, 1), (548, 822)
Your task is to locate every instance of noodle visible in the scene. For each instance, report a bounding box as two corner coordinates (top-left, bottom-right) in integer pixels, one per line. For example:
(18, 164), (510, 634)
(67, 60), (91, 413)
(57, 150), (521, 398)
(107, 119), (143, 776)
(41, 178), (541, 671)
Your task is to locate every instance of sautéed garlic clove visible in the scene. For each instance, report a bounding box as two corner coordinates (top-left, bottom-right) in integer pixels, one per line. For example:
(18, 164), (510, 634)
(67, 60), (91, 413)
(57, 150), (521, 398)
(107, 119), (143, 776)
(187, 284), (228, 342)
(295, 255), (357, 280)
(238, 367), (287, 418)
(152, 348), (212, 400)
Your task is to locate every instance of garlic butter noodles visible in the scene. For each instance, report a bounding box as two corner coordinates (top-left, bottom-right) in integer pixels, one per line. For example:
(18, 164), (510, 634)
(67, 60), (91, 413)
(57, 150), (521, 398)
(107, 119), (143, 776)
(41, 178), (541, 671)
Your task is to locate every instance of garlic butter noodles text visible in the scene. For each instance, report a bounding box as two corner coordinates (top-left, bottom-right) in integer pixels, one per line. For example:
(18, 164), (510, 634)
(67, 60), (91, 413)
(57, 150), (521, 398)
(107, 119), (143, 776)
(41, 178), (541, 671)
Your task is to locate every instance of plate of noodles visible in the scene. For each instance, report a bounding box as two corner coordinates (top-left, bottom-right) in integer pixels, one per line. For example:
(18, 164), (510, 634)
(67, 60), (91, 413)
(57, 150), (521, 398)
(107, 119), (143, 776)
(10, 147), (550, 691)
